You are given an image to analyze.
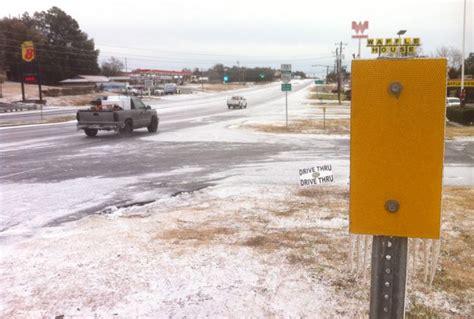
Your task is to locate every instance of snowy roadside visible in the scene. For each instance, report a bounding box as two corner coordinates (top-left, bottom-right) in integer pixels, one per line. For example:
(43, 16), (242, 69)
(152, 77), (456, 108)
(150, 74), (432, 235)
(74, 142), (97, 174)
(1, 82), (473, 318)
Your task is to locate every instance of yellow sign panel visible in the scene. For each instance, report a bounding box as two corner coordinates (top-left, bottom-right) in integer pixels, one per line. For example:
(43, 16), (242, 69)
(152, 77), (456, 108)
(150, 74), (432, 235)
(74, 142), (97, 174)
(367, 38), (421, 47)
(350, 59), (447, 239)
(447, 80), (474, 87)
(21, 41), (35, 62)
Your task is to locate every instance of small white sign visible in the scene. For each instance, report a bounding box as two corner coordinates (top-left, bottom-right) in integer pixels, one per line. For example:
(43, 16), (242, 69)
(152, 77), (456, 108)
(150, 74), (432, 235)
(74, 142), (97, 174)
(144, 79), (153, 88)
(281, 73), (292, 83)
(281, 64), (292, 72)
(299, 165), (334, 187)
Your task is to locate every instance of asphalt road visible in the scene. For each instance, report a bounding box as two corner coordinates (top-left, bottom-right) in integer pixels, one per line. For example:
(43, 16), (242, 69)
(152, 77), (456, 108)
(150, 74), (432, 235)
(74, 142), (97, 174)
(1, 80), (473, 237)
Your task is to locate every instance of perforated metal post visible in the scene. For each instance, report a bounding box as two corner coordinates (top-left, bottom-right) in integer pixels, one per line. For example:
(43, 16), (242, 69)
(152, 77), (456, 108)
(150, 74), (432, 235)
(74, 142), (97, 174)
(369, 236), (408, 319)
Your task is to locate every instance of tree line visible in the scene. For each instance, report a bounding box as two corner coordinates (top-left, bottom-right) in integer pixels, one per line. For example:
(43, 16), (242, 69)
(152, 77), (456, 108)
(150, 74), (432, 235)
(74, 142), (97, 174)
(0, 7), (100, 85)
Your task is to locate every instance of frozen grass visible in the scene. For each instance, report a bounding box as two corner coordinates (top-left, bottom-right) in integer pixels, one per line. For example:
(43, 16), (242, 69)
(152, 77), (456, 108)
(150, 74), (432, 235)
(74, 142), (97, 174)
(445, 125), (474, 140)
(0, 115), (76, 127)
(245, 119), (350, 134)
(202, 83), (248, 92)
(404, 187), (474, 318)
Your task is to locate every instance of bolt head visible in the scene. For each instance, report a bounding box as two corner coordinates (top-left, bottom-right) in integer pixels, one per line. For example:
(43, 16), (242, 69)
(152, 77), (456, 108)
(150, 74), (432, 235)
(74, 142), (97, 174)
(385, 200), (400, 213)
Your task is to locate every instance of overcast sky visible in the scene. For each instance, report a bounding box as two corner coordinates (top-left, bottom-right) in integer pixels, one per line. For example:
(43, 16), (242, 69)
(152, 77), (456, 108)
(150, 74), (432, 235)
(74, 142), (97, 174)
(3, 0), (473, 75)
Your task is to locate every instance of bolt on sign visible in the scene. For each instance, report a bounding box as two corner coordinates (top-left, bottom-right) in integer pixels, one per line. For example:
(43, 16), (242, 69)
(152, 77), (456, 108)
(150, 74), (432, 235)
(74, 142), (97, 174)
(366, 37), (421, 55)
(21, 41), (35, 62)
(350, 58), (447, 239)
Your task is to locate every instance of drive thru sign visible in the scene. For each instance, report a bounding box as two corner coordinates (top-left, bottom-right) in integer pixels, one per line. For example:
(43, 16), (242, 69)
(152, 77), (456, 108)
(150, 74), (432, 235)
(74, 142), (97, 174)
(350, 59), (447, 239)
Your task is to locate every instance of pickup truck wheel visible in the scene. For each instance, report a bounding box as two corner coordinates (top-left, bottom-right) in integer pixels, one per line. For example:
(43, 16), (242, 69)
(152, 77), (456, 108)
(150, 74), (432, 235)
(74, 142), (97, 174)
(84, 128), (98, 137)
(148, 116), (158, 133)
(120, 120), (133, 135)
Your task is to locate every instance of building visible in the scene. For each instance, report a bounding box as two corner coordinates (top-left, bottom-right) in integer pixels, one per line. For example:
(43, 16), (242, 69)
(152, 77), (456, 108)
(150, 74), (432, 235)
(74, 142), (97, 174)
(59, 75), (110, 88)
(129, 69), (192, 84)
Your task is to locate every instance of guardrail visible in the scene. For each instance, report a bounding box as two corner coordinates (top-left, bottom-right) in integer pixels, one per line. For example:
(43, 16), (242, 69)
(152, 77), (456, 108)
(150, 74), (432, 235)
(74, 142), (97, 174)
(0, 104), (38, 113)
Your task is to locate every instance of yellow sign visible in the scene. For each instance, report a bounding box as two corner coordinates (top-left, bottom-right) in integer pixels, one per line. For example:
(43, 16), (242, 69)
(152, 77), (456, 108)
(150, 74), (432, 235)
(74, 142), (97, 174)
(367, 38), (421, 47)
(447, 80), (474, 87)
(21, 41), (35, 62)
(350, 59), (447, 239)
(367, 37), (421, 55)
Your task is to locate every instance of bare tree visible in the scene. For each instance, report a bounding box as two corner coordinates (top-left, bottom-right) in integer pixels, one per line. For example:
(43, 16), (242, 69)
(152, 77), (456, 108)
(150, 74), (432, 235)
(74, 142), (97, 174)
(101, 57), (124, 76)
(435, 46), (463, 69)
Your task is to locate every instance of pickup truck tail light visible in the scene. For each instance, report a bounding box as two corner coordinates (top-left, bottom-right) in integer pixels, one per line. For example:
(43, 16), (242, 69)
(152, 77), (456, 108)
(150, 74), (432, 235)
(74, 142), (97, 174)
(113, 112), (119, 122)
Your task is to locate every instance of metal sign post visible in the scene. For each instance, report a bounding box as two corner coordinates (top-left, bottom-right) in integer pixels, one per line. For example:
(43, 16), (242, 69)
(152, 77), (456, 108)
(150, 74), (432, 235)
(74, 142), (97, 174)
(281, 64), (292, 127)
(369, 236), (408, 318)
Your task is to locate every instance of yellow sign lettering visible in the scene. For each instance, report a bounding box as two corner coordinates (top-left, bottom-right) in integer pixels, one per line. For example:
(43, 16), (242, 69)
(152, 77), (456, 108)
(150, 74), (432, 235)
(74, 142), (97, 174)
(371, 47), (379, 54)
(367, 38), (375, 46)
(376, 38), (384, 46)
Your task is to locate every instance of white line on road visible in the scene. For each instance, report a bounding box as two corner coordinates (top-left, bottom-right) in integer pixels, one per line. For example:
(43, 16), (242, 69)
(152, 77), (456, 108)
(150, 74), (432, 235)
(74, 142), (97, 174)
(0, 167), (44, 178)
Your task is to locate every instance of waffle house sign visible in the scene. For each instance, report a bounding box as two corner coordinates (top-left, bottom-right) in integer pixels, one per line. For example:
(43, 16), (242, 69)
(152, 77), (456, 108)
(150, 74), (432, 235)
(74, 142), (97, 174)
(367, 37), (421, 55)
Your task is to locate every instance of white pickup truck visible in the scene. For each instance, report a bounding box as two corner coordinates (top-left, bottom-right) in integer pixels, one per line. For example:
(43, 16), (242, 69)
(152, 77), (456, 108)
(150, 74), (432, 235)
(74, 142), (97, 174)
(76, 96), (159, 137)
(227, 96), (247, 109)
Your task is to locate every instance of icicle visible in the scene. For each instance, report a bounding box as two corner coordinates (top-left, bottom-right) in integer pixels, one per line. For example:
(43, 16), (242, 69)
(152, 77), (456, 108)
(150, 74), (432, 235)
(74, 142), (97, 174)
(429, 239), (441, 288)
(355, 235), (361, 274)
(423, 240), (430, 283)
(412, 238), (419, 279)
(362, 235), (369, 279)
(406, 238), (412, 285)
(348, 234), (355, 272)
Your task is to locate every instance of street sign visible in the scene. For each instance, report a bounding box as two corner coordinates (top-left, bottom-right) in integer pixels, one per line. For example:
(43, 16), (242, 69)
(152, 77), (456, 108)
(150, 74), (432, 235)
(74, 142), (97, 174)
(350, 59), (447, 239)
(144, 79), (153, 88)
(24, 74), (37, 84)
(314, 80), (324, 84)
(281, 83), (292, 92)
(21, 41), (35, 62)
(281, 64), (292, 72)
(281, 73), (291, 83)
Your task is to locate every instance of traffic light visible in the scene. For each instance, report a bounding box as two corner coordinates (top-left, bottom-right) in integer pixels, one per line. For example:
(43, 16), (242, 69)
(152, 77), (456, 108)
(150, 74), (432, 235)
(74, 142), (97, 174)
(223, 75), (229, 83)
(259, 73), (265, 79)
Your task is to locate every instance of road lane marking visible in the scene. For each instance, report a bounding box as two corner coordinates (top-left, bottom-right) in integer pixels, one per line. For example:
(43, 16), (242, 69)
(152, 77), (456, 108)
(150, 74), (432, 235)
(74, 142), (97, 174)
(0, 167), (44, 178)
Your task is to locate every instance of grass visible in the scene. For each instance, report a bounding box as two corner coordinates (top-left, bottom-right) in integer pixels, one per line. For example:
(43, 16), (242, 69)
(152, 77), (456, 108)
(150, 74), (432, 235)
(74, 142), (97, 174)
(0, 115), (76, 127)
(445, 125), (474, 139)
(245, 119), (350, 134)
(152, 185), (471, 317)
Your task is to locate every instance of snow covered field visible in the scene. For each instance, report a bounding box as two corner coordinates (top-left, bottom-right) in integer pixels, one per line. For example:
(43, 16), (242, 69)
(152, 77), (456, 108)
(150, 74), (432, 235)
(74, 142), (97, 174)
(1, 82), (473, 318)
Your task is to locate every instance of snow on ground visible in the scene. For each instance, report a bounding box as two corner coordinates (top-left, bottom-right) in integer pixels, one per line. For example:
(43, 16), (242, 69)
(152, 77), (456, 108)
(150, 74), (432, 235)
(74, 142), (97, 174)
(1, 81), (472, 317)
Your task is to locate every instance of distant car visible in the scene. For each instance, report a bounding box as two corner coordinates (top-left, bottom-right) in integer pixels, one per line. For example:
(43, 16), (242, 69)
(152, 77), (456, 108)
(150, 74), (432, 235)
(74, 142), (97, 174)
(446, 97), (461, 107)
(163, 83), (178, 95)
(227, 96), (247, 109)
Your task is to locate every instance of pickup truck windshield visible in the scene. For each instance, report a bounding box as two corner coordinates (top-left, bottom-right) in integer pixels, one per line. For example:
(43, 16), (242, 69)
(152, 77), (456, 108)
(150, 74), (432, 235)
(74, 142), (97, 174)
(131, 97), (146, 109)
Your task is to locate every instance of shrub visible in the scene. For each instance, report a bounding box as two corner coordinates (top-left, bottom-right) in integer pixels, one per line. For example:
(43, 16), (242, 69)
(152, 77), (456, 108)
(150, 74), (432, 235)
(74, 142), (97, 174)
(446, 106), (474, 125)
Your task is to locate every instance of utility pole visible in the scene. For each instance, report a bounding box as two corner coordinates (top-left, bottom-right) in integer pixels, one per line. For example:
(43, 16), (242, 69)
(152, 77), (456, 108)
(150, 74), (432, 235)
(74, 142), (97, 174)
(312, 65), (331, 84)
(201, 68), (204, 92)
(461, 0), (467, 92)
(335, 41), (347, 105)
(124, 58), (128, 73)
